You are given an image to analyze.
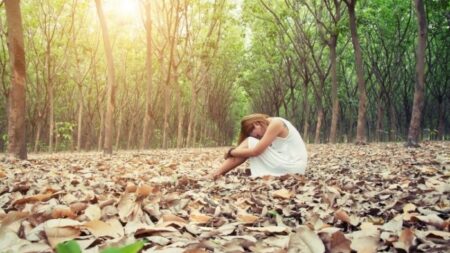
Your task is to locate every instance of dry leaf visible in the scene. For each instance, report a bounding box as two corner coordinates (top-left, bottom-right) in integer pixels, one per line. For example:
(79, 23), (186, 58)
(237, 213), (260, 224)
(83, 220), (123, 238)
(393, 228), (415, 252)
(44, 219), (81, 248)
(85, 205), (101, 221)
(189, 212), (212, 224)
(125, 182), (137, 192)
(247, 226), (288, 233)
(272, 188), (294, 199)
(288, 225), (325, 253)
(0, 211), (29, 229)
(136, 184), (152, 199)
(334, 209), (350, 224)
(329, 231), (351, 253)
(161, 214), (187, 227)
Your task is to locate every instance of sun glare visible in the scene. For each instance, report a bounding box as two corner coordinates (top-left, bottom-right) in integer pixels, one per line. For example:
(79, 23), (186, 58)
(103, 0), (142, 24)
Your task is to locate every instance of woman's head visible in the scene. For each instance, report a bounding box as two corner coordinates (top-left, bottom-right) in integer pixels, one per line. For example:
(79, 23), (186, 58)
(238, 113), (270, 144)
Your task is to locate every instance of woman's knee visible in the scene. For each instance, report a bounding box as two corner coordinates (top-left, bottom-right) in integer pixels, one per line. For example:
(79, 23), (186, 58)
(245, 137), (259, 148)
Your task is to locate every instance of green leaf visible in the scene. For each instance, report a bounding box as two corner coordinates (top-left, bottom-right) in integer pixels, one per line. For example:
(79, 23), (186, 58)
(100, 240), (144, 253)
(56, 240), (82, 253)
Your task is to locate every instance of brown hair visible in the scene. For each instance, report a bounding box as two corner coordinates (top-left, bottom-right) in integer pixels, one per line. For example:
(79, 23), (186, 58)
(237, 113), (270, 144)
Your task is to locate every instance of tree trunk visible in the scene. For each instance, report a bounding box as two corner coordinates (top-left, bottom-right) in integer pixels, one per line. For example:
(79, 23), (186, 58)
(162, 87), (171, 149)
(375, 97), (383, 142)
(47, 44), (54, 152)
(406, 0), (427, 147)
(302, 84), (310, 143)
(127, 122), (134, 150)
(34, 118), (42, 152)
(314, 107), (324, 144)
(115, 111), (122, 150)
(95, 0), (116, 155)
(76, 86), (83, 151)
(346, 0), (367, 144)
(97, 101), (104, 151)
(329, 38), (339, 143)
(389, 101), (397, 141)
(176, 87), (184, 148)
(141, 0), (153, 150)
(437, 99), (444, 140)
(5, 0), (27, 159)
(186, 84), (197, 147)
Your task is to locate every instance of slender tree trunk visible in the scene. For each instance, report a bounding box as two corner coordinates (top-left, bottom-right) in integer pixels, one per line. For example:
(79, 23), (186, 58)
(407, 0), (427, 147)
(186, 84), (197, 147)
(141, 0), (153, 150)
(127, 122), (134, 150)
(302, 84), (310, 142)
(176, 87), (184, 148)
(314, 107), (324, 144)
(329, 39), (340, 143)
(345, 0), (367, 144)
(375, 98), (383, 142)
(437, 100), (444, 140)
(95, 0), (116, 155)
(47, 45), (54, 152)
(192, 113), (198, 147)
(97, 101), (104, 151)
(34, 118), (42, 152)
(76, 86), (83, 151)
(162, 87), (170, 149)
(115, 111), (122, 150)
(5, 0), (27, 159)
(389, 101), (397, 141)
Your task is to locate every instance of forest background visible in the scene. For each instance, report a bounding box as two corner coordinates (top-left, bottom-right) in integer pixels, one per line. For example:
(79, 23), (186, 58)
(1, 0), (448, 157)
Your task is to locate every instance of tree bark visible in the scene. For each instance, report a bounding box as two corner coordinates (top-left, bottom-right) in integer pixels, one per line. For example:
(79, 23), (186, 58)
(95, 0), (116, 154)
(5, 0), (27, 160)
(314, 107), (324, 144)
(176, 87), (184, 148)
(375, 97), (384, 141)
(34, 118), (42, 152)
(141, 0), (154, 150)
(406, 0), (427, 147)
(345, 0), (367, 144)
(437, 99), (444, 140)
(47, 44), (54, 152)
(76, 86), (83, 151)
(329, 37), (340, 143)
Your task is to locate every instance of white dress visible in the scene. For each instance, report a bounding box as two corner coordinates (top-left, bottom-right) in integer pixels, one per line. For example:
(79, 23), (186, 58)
(247, 117), (307, 177)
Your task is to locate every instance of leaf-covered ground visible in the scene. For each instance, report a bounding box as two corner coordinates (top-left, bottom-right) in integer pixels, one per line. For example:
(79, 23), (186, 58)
(0, 142), (449, 253)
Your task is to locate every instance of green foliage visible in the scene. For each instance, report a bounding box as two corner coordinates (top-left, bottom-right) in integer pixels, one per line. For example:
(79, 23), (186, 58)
(56, 240), (82, 253)
(56, 240), (144, 253)
(55, 122), (75, 150)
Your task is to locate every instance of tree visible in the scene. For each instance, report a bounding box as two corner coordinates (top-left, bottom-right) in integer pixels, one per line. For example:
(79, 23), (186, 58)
(141, 0), (154, 150)
(406, 0), (427, 147)
(344, 0), (367, 144)
(5, 0), (27, 159)
(95, 0), (116, 155)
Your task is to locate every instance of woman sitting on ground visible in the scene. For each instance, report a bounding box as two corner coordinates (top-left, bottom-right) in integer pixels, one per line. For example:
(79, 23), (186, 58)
(211, 113), (307, 179)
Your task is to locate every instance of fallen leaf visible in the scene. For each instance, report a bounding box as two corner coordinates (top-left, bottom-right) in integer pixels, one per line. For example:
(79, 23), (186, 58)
(272, 188), (294, 199)
(237, 213), (260, 224)
(85, 205), (101, 221)
(83, 220), (122, 238)
(247, 226), (288, 233)
(288, 225), (325, 253)
(393, 228), (415, 252)
(189, 212), (212, 224)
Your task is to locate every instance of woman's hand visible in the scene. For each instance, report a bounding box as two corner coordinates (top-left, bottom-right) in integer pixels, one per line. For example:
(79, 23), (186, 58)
(224, 147), (235, 159)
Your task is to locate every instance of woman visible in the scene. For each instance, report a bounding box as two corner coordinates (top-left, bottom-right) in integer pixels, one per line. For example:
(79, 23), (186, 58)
(211, 113), (307, 179)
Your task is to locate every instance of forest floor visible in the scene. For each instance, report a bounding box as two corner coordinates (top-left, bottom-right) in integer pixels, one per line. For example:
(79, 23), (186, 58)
(0, 142), (449, 252)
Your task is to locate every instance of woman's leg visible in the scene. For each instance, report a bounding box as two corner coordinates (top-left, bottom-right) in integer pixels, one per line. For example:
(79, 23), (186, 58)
(211, 138), (249, 179)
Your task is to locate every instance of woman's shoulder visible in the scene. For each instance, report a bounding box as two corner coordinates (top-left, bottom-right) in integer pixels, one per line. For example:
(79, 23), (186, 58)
(268, 117), (288, 129)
